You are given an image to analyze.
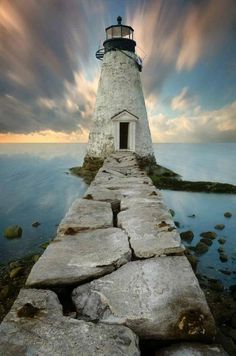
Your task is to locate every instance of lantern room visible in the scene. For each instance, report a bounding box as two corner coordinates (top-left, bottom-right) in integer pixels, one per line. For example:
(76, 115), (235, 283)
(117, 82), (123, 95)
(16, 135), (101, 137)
(103, 16), (136, 53)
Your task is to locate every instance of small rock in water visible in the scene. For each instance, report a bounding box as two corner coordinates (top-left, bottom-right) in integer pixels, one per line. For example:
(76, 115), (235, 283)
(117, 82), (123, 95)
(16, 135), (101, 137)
(187, 214), (196, 218)
(200, 238), (213, 246)
(195, 242), (209, 254)
(9, 261), (21, 270)
(180, 230), (194, 242)
(218, 238), (226, 245)
(220, 254), (228, 263)
(40, 242), (50, 249)
(0, 286), (9, 300)
(3, 225), (22, 239)
(218, 247), (225, 253)
(169, 208), (175, 217)
(32, 221), (41, 228)
(174, 221), (180, 228)
(208, 279), (224, 292)
(224, 212), (232, 218)
(9, 266), (23, 279)
(200, 231), (217, 239)
(32, 254), (40, 263)
(219, 269), (231, 276)
(215, 224), (225, 230)
(231, 313), (236, 328)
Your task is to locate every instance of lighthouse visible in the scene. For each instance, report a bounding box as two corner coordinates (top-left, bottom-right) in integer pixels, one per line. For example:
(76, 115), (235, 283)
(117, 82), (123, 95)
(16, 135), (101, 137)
(87, 16), (154, 160)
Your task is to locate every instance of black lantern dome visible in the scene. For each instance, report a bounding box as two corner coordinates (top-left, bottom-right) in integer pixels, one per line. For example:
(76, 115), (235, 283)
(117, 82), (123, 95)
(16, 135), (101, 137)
(96, 16), (136, 59)
(104, 16), (136, 53)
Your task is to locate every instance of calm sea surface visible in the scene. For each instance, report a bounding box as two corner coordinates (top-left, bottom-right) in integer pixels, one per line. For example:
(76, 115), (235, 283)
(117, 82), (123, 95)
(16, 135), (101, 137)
(0, 143), (236, 287)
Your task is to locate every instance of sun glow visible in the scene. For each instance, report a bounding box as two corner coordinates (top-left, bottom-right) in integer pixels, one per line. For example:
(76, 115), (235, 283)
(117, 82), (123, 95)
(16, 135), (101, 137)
(0, 130), (89, 143)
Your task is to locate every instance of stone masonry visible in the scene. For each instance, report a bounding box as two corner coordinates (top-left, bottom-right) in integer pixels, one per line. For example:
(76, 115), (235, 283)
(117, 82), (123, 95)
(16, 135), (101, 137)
(0, 152), (224, 355)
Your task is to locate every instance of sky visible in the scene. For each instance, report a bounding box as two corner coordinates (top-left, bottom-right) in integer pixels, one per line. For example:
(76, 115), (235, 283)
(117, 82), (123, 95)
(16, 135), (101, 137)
(0, 0), (236, 143)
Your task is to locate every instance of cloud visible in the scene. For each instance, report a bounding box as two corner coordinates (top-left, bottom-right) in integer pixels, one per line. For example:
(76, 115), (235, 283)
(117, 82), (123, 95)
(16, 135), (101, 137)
(128, 0), (236, 95)
(176, 0), (236, 71)
(0, 70), (98, 134)
(171, 87), (199, 113)
(149, 100), (236, 143)
(0, 0), (235, 142)
(0, 0), (103, 135)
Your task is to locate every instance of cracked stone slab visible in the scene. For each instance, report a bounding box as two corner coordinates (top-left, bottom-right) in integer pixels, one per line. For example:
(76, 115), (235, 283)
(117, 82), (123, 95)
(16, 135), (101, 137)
(117, 186), (159, 200)
(26, 228), (131, 287)
(118, 206), (184, 258)
(72, 256), (215, 340)
(92, 175), (152, 187)
(155, 342), (228, 355)
(121, 196), (163, 211)
(84, 186), (123, 202)
(58, 198), (113, 234)
(0, 289), (140, 356)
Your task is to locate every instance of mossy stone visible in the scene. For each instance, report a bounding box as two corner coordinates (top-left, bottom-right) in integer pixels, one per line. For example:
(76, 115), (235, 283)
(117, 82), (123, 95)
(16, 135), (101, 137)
(0, 286), (9, 300)
(200, 231), (216, 239)
(169, 209), (175, 217)
(195, 242), (209, 254)
(218, 238), (226, 245)
(3, 225), (22, 239)
(32, 221), (40, 228)
(180, 230), (194, 242)
(9, 261), (21, 270)
(40, 242), (50, 249)
(200, 238), (213, 246)
(32, 254), (40, 263)
(174, 221), (180, 228)
(220, 254), (228, 263)
(215, 224), (225, 230)
(9, 267), (23, 279)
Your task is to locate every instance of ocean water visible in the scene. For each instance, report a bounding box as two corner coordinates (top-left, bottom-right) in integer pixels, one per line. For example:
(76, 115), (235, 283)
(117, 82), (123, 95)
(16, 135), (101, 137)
(0, 143), (235, 288)
(0, 144), (87, 264)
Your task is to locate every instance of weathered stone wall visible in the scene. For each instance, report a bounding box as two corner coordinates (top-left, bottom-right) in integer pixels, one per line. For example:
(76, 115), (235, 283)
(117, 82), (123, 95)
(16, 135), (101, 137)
(87, 51), (154, 158)
(0, 152), (223, 355)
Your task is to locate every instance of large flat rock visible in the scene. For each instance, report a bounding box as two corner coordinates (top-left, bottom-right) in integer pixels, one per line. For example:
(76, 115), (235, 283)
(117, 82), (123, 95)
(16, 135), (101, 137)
(84, 186), (123, 202)
(26, 228), (131, 287)
(118, 206), (184, 258)
(120, 196), (163, 211)
(72, 256), (215, 340)
(155, 342), (228, 355)
(58, 198), (113, 234)
(0, 289), (140, 356)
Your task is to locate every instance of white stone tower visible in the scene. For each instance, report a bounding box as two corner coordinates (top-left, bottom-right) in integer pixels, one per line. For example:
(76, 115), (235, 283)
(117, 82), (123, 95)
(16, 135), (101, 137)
(87, 16), (154, 159)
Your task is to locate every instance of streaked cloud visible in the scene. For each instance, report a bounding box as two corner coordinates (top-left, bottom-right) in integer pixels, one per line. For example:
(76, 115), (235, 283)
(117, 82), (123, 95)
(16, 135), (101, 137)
(150, 100), (236, 143)
(0, 0), (236, 142)
(171, 87), (199, 113)
(128, 0), (236, 94)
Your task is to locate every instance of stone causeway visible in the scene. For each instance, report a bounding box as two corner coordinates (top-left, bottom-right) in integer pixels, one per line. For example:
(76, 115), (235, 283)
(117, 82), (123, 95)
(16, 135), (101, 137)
(0, 152), (227, 355)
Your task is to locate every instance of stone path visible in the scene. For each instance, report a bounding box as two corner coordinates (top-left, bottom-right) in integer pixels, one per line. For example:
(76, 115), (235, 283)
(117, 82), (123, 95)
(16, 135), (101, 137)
(0, 152), (225, 355)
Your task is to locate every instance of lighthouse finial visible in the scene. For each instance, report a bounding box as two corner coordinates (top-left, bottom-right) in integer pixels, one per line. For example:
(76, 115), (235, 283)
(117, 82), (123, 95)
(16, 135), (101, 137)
(117, 16), (122, 25)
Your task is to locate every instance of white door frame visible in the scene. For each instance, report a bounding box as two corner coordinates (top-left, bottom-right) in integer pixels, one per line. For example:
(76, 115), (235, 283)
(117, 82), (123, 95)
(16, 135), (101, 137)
(111, 110), (138, 151)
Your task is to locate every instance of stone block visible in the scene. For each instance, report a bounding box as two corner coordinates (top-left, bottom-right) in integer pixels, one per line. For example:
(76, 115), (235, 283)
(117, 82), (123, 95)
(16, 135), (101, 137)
(26, 228), (131, 287)
(0, 289), (140, 356)
(58, 198), (113, 234)
(118, 206), (184, 258)
(72, 257), (215, 340)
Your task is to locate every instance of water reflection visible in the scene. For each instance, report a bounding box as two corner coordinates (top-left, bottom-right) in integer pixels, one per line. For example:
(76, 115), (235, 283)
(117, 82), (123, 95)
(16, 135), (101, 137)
(162, 190), (236, 288)
(0, 144), (88, 264)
